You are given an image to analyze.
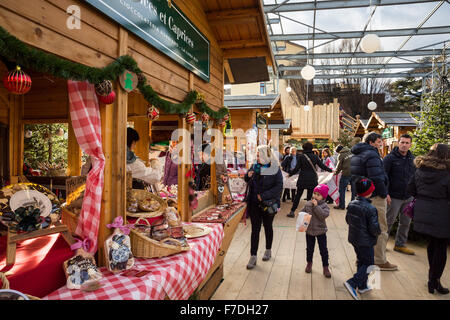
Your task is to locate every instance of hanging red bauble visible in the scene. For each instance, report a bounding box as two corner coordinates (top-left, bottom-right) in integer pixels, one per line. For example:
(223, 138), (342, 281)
(147, 106), (160, 121)
(98, 90), (116, 104)
(186, 112), (196, 124)
(201, 112), (209, 123)
(3, 66), (32, 95)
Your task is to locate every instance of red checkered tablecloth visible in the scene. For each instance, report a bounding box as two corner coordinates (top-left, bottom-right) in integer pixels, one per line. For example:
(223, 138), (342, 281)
(43, 223), (223, 300)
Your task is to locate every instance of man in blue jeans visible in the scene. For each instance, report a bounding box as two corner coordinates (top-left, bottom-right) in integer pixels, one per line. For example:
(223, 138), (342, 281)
(333, 145), (355, 210)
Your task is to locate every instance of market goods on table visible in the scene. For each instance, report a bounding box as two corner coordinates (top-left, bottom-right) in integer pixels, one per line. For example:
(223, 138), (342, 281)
(128, 214), (190, 259)
(126, 189), (166, 218)
(182, 224), (212, 239)
(192, 202), (246, 224)
(0, 183), (62, 232)
(104, 229), (134, 273)
(63, 250), (103, 290)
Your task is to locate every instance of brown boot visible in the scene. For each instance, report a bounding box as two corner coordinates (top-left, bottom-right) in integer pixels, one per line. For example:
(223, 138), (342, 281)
(376, 261), (398, 271)
(305, 262), (312, 273)
(323, 266), (331, 278)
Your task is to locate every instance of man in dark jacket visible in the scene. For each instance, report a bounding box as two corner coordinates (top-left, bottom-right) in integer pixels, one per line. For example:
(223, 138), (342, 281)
(334, 145), (355, 210)
(344, 177), (381, 300)
(287, 142), (333, 218)
(383, 134), (416, 255)
(351, 132), (396, 271)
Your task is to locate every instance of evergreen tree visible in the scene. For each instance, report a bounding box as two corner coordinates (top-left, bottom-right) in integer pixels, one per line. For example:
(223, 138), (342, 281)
(410, 61), (450, 156)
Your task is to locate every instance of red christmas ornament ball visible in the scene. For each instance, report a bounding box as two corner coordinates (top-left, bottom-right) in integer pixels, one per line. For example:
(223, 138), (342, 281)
(186, 112), (196, 124)
(3, 66), (32, 95)
(147, 106), (160, 121)
(98, 90), (116, 104)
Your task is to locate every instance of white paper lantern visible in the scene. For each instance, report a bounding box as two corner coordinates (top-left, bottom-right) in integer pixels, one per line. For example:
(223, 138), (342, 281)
(25, 130), (32, 138)
(360, 34), (380, 54)
(303, 104), (310, 112)
(286, 86), (292, 93)
(367, 101), (377, 111)
(301, 65), (316, 80)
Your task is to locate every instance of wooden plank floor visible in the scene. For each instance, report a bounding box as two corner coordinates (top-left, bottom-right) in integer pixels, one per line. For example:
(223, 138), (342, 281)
(212, 193), (450, 300)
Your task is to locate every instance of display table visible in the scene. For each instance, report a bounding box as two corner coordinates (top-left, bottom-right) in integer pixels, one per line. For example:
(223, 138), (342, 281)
(192, 202), (246, 299)
(0, 233), (73, 298)
(43, 222), (224, 300)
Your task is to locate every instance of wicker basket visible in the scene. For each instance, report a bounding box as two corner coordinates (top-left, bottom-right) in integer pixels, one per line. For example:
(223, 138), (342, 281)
(61, 205), (79, 235)
(0, 272), (40, 300)
(126, 189), (167, 218)
(129, 218), (190, 258)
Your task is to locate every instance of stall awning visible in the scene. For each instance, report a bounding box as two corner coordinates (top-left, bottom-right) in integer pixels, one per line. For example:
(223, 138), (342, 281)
(224, 94), (280, 110)
(201, 0), (275, 84)
(268, 119), (291, 130)
(367, 112), (418, 128)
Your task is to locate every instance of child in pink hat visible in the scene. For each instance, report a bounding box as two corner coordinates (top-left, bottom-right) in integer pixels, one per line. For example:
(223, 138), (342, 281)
(300, 183), (331, 278)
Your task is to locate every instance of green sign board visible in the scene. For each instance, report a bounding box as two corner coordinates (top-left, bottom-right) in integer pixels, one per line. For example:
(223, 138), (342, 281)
(85, 0), (210, 82)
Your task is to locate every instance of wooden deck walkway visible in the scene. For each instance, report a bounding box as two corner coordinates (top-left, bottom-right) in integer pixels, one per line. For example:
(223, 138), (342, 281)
(211, 194), (450, 300)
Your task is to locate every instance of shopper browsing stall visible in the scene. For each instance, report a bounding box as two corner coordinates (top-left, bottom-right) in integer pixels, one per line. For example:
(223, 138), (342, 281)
(244, 145), (283, 269)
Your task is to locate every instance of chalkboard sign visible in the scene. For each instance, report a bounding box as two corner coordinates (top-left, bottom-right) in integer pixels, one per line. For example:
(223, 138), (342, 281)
(65, 176), (87, 200)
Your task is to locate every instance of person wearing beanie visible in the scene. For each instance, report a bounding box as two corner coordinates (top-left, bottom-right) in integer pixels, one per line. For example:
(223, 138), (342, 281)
(300, 183), (332, 278)
(344, 177), (381, 300)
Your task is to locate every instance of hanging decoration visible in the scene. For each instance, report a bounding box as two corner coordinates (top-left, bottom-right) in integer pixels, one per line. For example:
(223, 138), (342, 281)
(0, 26), (229, 119)
(119, 70), (138, 92)
(186, 112), (196, 124)
(367, 101), (377, 111)
(195, 92), (205, 103)
(147, 105), (160, 121)
(360, 34), (380, 54)
(301, 65), (316, 81)
(286, 79), (292, 93)
(94, 80), (113, 97)
(98, 90), (116, 104)
(24, 130), (32, 138)
(3, 66), (32, 95)
(201, 112), (209, 123)
(222, 113), (230, 122)
(56, 128), (65, 137)
(304, 104), (311, 112)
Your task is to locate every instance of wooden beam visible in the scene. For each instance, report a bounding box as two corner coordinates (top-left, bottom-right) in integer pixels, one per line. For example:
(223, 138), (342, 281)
(98, 27), (128, 267)
(208, 16), (257, 26)
(9, 95), (23, 177)
(223, 46), (269, 60)
(178, 72), (194, 222)
(223, 59), (235, 83)
(206, 8), (260, 20)
(218, 39), (265, 49)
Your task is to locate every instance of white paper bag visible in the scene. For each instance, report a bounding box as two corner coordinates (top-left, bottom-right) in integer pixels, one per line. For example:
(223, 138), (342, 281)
(296, 211), (312, 232)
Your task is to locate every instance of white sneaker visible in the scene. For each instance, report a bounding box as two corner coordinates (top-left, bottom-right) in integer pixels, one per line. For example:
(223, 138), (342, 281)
(344, 281), (360, 300)
(358, 286), (372, 294)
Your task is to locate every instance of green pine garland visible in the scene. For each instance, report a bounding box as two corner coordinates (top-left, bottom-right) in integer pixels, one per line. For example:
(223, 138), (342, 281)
(0, 26), (229, 119)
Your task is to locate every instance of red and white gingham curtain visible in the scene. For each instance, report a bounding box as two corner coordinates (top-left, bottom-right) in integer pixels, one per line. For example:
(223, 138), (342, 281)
(67, 80), (105, 253)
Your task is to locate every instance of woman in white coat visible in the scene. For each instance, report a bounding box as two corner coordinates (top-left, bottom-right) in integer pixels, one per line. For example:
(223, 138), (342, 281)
(126, 127), (162, 186)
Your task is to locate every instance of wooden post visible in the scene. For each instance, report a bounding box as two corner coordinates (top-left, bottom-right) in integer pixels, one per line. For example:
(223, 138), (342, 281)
(133, 117), (150, 164)
(67, 115), (81, 176)
(9, 95), (23, 177)
(178, 72), (194, 222)
(98, 27), (128, 266)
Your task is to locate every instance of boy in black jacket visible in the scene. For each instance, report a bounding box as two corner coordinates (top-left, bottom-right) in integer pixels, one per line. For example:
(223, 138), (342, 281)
(344, 177), (382, 300)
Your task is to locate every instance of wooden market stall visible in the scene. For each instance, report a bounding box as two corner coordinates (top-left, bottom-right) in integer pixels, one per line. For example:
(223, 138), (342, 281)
(364, 112), (418, 156)
(0, 0), (275, 300)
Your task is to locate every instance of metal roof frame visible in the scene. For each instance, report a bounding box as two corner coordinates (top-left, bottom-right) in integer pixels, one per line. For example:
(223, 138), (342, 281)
(264, 0), (449, 79)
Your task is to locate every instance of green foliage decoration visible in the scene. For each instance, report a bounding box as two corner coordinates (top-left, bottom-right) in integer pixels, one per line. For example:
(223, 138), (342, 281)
(0, 26), (228, 119)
